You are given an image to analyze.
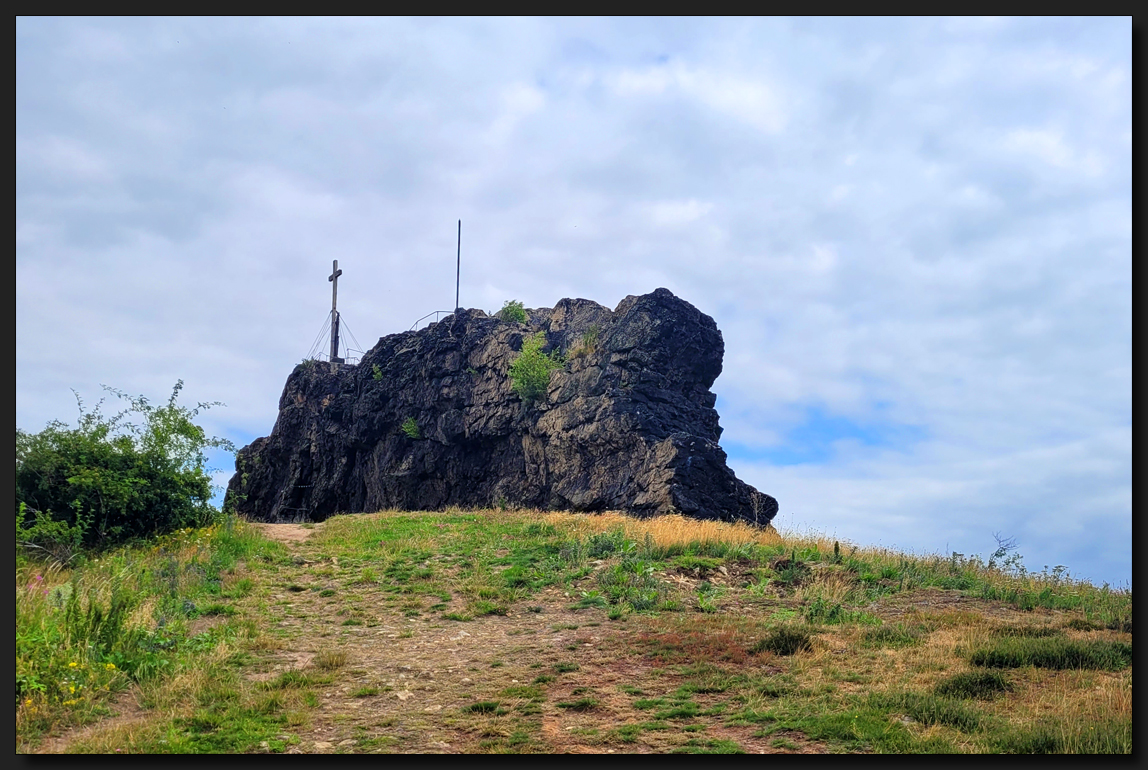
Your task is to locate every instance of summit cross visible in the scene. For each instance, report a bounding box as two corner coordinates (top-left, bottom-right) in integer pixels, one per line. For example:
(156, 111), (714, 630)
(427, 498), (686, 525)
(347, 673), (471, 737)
(329, 260), (344, 363)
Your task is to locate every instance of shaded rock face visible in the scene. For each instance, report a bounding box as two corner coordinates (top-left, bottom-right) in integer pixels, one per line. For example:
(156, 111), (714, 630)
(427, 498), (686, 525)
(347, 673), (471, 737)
(225, 288), (778, 526)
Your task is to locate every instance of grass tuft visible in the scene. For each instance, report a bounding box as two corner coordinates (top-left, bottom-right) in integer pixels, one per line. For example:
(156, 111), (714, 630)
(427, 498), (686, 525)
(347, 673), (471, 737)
(933, 670), (1014, 699)
(968, 637), (1131, 670)
(749, 625), (813, 656)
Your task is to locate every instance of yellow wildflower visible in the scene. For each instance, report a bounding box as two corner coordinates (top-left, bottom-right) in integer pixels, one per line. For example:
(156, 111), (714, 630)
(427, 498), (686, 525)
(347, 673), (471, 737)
(68, 661), (78, 668)
(105, 662), (116, 670)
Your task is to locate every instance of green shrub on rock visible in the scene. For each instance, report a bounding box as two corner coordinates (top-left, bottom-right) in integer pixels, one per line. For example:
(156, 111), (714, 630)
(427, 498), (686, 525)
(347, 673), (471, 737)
(497, 300), (527, 323)
(508, 332), (564, 404)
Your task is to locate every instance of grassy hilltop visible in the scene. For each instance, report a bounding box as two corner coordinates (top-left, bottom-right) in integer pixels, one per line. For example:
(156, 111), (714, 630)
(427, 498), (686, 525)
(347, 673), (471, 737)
(17, 509), (1131, 754)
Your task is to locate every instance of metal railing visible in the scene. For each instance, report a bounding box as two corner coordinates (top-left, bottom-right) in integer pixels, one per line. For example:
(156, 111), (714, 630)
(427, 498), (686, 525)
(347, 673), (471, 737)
(308, 351), (361, 366)
(409, 309), (455, 332)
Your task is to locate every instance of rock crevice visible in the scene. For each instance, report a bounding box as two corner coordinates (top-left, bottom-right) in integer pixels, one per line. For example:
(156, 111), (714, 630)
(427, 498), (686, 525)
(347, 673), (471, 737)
(225, 288), (778, 525)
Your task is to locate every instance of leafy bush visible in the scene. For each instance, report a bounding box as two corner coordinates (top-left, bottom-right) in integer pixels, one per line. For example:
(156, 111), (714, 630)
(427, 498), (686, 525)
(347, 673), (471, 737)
(400, 417), (421, 439)
(497, 300), (527, 323)
(16, 381), (234, 553)
(508, 332), (564, 403)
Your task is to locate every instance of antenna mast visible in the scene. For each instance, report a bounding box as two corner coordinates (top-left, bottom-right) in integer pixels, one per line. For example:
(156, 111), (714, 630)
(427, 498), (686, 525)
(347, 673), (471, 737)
(455, 220), (461, 312)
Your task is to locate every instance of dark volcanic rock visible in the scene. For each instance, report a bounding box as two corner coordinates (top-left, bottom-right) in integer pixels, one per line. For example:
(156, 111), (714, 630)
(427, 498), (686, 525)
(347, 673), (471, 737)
(225, 288), (778, 526)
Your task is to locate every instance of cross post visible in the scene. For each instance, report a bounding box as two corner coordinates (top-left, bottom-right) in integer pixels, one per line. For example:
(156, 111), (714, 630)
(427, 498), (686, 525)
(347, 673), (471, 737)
(329, 260), (344, 363)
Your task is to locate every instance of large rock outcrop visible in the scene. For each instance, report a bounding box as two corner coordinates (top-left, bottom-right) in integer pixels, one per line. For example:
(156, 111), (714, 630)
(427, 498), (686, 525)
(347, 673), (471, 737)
(225, 288), (778, 526)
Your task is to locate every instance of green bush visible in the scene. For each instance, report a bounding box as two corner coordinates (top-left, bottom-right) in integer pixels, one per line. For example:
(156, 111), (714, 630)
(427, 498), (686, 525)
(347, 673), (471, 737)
(16, 381), (234, 553)
(400, 417), (421, 439)
(508, 332), (564, 403)
(497, 300), (527, 323)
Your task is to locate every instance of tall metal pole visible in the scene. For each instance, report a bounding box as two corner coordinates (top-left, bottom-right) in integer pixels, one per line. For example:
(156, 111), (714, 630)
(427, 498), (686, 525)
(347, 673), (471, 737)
(455, 220), (461, 312)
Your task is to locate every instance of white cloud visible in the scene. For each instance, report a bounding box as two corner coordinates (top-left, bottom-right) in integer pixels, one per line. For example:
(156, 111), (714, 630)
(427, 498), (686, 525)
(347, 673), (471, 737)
(1002, 127), (1104, 175)
(607, 61), (786, 133)
(645, 198), (713, 227)
(16, 17), (1130, 586)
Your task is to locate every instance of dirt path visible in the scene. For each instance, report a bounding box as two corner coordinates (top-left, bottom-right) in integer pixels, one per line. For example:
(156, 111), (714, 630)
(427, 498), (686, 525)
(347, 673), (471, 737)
(238, 522), (827, 754)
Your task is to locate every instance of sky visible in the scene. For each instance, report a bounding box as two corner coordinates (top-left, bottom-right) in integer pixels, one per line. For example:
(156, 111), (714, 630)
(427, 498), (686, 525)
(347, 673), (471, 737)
(16, 17), (1131, 587)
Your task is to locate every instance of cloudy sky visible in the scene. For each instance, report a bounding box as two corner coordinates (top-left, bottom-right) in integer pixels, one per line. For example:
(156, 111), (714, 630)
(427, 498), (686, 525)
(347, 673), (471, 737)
(16, 17), (1131, 587)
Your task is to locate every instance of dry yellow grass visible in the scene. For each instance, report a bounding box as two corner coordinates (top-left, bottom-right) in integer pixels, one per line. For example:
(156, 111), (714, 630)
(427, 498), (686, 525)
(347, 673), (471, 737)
(794, 569), (857, 606)
(541, 511), (784, 550)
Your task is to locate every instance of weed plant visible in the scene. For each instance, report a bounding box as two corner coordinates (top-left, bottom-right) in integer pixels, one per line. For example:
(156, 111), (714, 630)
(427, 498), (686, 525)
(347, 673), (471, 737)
(16, 515), (286, 749)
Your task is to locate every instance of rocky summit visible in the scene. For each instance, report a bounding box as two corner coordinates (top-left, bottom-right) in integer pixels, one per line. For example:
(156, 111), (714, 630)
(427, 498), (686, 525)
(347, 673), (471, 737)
(225, 288), (778, 526)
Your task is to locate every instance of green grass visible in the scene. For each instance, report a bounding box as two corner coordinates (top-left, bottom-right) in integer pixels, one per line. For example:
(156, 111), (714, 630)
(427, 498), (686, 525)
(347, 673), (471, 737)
(749, 625), (813, 656)
(18, 508), (1132, 754)
(461, 701), (501, 714)
(990, 624), (1063, 638)
(861, 623), (930, 648)
(967, 637), (1131, 670)
(870, 691), (986, 732)
(556, 697), (598, 711)
(989, 716), (1132, 754)
(672, 737), (744, 754)
(17, 515), (288, 750)
(933, 671), (1013, 700)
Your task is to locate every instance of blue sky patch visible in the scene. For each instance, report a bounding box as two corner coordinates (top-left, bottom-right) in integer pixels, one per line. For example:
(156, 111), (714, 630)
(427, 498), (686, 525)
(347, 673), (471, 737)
(724, 405), (927, 466)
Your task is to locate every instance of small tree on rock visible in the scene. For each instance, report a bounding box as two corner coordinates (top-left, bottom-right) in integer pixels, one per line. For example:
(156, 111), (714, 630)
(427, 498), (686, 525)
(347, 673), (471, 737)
(508, 332), (564, 404)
